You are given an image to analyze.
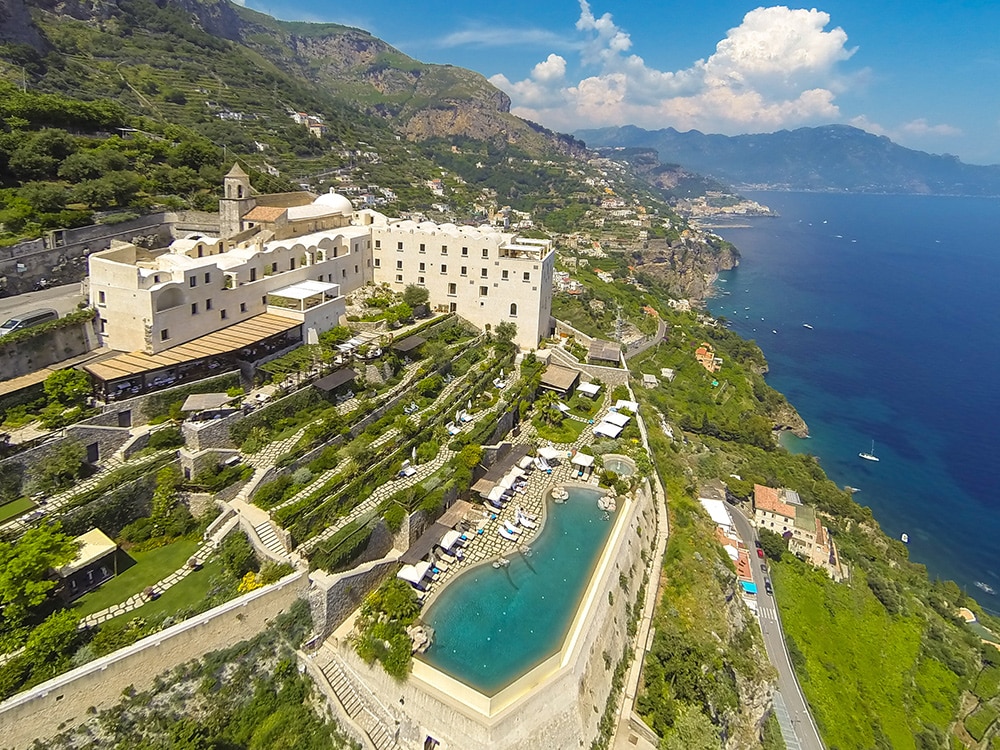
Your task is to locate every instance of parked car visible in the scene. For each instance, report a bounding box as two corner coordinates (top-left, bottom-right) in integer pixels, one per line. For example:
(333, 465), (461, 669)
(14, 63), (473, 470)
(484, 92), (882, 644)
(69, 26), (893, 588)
(754, 539), (762, 549)
(0, 308), (58, 337)
(764, 579), (773, 595)
(757, 548), (765, 559)
(760, 563), (767, 573)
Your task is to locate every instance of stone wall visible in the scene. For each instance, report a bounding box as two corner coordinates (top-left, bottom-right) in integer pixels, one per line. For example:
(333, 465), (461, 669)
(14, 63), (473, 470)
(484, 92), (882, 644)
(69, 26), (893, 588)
(545, 344), (629, 386)
(308, 555), (400, 641)
(0, 211), (220, 298)
(62, 424), (133, 463)
(0, 319), (98, 381)
(181, 410), (242, 451)
(0, 571), (308, 750)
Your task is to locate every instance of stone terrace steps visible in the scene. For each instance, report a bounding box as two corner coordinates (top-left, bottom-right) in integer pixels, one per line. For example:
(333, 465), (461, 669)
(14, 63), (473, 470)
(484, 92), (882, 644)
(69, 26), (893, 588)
(320, 657), (398, 750)
(253, 520), (287, 558)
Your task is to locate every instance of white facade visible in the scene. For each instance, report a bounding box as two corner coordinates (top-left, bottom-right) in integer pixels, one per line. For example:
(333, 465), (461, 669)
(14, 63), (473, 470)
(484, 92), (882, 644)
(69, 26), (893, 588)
(369, 218), (553, 349)
(90, 180), (553, 354)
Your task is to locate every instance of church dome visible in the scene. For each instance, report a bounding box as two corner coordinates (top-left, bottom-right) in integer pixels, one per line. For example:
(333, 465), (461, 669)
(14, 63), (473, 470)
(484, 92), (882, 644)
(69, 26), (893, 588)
(314, 191), (354, 215)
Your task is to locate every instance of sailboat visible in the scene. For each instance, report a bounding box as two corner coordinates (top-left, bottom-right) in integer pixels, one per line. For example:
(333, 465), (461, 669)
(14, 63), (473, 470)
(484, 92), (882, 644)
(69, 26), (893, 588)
(859, 441), (880, 462)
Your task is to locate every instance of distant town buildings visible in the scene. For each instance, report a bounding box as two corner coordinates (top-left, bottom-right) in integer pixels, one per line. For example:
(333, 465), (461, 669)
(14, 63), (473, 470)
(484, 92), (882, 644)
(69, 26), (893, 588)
(694, 342), (722, 373)
(753, 484), (842, 580)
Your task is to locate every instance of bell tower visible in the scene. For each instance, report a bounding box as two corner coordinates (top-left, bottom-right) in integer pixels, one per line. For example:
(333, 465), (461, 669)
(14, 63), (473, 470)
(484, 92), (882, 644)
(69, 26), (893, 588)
(220, 163), (254, 238)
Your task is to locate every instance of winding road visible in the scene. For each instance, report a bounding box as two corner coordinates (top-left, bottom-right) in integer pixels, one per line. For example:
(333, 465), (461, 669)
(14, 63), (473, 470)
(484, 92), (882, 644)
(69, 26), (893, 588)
(728, 506), (825, 750)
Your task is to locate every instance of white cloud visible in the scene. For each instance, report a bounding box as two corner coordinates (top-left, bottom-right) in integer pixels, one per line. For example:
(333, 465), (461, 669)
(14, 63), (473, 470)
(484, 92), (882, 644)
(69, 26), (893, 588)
(436, 26), (570, 50)
(493, 3), (862, 134)
(849, 115), (962, 149)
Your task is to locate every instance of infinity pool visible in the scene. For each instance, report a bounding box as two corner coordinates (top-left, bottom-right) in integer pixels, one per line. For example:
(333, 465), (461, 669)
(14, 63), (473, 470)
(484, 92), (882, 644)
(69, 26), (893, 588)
(419, 486), (614, 695)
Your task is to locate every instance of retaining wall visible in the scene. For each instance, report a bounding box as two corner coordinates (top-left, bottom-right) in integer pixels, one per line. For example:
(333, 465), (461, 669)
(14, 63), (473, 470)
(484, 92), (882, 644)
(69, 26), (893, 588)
(0, 571), (308, 750)
(308, 555), (400, 641)
(0, 320), (98, 382)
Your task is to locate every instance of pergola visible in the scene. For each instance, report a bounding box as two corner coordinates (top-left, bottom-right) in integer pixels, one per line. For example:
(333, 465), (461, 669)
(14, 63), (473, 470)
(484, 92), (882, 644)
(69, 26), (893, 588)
(267, 280), (339, 311)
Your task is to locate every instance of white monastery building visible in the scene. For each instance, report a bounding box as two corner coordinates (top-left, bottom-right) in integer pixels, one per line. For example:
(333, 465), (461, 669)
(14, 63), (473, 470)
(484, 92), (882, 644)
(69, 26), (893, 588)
(89, 165), (553, 354)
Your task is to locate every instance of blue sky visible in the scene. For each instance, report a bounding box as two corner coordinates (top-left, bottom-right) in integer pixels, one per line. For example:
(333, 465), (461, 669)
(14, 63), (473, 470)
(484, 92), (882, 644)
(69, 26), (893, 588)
(240, 1), (1000, 164)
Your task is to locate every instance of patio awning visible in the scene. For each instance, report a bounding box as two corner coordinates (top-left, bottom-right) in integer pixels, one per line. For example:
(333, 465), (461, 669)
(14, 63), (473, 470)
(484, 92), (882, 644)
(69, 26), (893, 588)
(556, 402), (570, 412)
(487, 486), (508, 502)
(603, 411), (630, 427)
(439, 530), (463, 551)
(312, 368), (357, 392)
(614, 399), (639, 412)
(269, 279), (338, 300)
(517, 455), (535, 470)
(537, 446), (565, 461)
(181, 392), (235, 412)
(577, 381), (601, 396)
(397, 564), (423, 583)
(84, 313), (300, 383)
(571, 452), (595, 467)
(392, 334), (426, 353)
(594, 422), (624, 438)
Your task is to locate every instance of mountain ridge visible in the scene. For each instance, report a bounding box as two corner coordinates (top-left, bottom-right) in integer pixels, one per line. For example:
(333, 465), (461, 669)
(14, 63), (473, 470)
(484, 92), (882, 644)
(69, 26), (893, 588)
(575, 123), (1000, 196)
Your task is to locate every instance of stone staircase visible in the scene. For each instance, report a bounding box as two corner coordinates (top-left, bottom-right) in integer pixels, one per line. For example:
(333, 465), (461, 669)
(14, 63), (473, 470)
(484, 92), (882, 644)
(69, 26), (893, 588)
(319, 654), (398, 750)
(252, 519), (288, 559)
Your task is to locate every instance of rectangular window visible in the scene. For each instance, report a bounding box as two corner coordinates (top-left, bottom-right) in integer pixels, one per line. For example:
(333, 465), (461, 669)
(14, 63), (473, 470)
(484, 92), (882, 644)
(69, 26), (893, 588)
(153, 274), (160, 283)
(240, 302), (247, 313)
(290, 258), (296, 270)
(396, 274), (403, 283)
(419, 243), (426, 253)
(482, 248), (489, 258)
(342, 269), (347, 278)
(206, 298), (213, 310)
(99, 318), (106, 333)
(374, 258), (381, 268)
(479, 286), (488, 297)
(418, 276), (425, 285)
(461, 247), (468, 257)
(190, 303), (198, 315)
(419, 262), (426, 272)
(441, 264), (448, 274)
(189, 277), (196, 288)
(460, 266), (467, 276)
(354, 264), (358, 273)
(160, 329), (169, 341)
(375, 239), (381, 248)
(397, 241), (404, 251)
(441, 245), (448, 255)
(98, 290), (106, 305)
(271, 262), (278, 273)
(250, 268), (257, 282)
(523, 271), (530, 282)
(502, 269), (509, 280)
(448, 283), (457, 295)
(396, 260), (403, 270)
(204, 272), (211, 284)
(481, 268), (488, 278)
(220, 310), (228, 320)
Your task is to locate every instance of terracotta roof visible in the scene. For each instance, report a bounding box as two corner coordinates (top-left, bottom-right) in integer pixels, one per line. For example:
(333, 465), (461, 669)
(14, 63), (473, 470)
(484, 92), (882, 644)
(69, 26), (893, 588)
(242, 205), (287, 222)
(815, 517), (827, 546)
(754, 484), (795, 518)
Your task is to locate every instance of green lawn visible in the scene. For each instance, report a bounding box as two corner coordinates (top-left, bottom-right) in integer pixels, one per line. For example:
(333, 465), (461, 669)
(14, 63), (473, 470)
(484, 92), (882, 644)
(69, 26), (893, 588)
(772, 561), (960, 750)
(532, 416), (588, 444)
(71, 538), (201, 618)
(107, 557), (226, 624)
(0, 497), (35, 523)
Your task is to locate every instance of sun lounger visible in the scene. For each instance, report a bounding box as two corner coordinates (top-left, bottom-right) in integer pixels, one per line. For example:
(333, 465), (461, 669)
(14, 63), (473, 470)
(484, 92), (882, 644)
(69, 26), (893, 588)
(499, 526), (518, 541)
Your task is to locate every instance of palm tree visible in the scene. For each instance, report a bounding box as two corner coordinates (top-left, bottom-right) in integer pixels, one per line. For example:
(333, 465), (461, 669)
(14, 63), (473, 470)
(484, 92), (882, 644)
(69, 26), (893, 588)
(536, 390), (564, 426)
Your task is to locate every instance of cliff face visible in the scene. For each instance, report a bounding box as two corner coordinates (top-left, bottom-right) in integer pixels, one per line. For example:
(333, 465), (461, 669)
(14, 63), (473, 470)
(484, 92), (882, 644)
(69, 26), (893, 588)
(633, 237), (740, 303)
(0, 0), (46, 48)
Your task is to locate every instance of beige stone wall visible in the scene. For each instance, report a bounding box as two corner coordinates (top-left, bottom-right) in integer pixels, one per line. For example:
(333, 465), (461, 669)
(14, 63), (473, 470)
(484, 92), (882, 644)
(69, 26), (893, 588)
(0, 572), (309, 750)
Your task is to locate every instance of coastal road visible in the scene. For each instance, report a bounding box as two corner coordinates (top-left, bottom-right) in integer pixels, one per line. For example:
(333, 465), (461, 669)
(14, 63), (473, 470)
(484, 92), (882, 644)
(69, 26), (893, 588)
(0, 283), (87, 324)
(728, 506), (825, 750)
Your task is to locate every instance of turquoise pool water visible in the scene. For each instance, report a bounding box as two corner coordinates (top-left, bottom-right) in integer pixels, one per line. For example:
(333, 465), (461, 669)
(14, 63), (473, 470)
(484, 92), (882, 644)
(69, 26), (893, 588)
(419, 487), (614, 695)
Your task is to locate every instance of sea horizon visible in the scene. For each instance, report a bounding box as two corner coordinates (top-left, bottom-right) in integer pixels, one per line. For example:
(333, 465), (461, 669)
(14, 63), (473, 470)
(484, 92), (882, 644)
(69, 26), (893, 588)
(706, 191), (1000, 606)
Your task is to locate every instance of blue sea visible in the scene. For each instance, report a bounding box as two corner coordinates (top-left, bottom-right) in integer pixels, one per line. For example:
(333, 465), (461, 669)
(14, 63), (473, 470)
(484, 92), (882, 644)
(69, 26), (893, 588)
(706, 192), (1000, 602)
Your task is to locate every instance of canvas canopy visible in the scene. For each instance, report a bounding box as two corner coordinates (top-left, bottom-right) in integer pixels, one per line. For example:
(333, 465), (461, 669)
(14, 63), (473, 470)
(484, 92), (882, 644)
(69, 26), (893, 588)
(397, 564), (425, 584)
(614, 399), (639, 412)
(439, 530), (463, 551)
(571, 452), (595, 468)
(603, 411), (630, 427)
(577, 381), (601, 396)
(517, 455), (535, 470)
(487, 486), (508, 502)
(593, 422), (624, 438)
(537, 446), (564, 460)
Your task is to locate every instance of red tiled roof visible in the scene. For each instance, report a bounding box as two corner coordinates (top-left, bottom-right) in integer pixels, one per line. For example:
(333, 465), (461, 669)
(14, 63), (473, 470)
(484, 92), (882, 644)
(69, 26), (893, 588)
(754, 484), (795, 518)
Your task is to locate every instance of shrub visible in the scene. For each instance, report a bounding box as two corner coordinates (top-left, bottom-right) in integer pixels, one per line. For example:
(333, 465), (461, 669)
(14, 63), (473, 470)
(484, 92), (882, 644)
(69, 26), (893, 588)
(384, 504), (406, 533)
(219, 531), (258, 580)
(148, 426), (183, 450)
(252, 475), (294, 509)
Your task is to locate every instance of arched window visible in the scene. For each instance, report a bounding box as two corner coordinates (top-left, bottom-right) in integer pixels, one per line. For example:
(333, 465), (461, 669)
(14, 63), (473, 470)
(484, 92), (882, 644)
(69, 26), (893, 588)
(509, 303), (517, 316)
(237, 185), (244, 199)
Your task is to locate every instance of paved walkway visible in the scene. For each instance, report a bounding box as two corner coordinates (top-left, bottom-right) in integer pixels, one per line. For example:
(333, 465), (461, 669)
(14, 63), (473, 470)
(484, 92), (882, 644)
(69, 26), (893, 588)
(78, 513), (239, 628)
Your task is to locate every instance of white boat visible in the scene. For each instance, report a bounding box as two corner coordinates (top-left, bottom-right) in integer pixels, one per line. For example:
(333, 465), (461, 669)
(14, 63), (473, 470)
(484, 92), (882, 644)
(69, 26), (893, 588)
(803, 324), (813, 330)
(901, 533), (909, 543)
(859, 441), (880, 462)
(975, 581), (996, 595)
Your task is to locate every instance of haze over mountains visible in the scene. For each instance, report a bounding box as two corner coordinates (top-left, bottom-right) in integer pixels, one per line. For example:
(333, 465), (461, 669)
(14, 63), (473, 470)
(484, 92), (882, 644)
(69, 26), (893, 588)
(576, 124), (1000, 196)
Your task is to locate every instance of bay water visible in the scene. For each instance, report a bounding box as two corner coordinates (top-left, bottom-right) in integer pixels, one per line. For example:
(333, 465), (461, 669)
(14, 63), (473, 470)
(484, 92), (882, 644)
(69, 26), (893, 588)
(706, 192), (1000, 602)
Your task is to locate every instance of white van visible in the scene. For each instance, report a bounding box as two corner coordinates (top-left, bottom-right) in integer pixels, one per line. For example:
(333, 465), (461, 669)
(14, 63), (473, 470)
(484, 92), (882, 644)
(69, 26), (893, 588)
(0, 308), (59, 337)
